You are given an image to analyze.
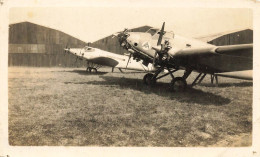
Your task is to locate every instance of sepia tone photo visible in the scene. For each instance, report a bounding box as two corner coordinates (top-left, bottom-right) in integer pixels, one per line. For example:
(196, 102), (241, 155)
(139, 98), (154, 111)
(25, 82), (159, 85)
(6, 7), (254, 147)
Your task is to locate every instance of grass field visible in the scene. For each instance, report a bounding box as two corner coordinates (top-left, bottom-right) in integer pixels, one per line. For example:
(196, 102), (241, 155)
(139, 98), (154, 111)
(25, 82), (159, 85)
(8, 67), (252, 146)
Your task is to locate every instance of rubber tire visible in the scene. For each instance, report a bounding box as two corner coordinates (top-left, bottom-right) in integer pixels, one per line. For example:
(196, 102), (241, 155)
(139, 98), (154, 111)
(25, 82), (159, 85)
(87, 67), (91, 72)
(170, 77), (187, 92)
(143, 73), (156, 86)
(91, 68), (98, 73)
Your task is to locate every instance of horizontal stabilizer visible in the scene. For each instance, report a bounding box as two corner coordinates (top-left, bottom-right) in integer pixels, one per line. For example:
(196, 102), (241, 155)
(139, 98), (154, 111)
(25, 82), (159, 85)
(215, 70), (252, 80)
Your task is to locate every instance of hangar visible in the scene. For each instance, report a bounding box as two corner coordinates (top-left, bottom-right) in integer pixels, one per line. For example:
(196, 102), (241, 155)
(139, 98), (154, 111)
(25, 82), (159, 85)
(197, 28), (253, 45)
(8, 22), (253, 67)
(8, 22), (87, 67)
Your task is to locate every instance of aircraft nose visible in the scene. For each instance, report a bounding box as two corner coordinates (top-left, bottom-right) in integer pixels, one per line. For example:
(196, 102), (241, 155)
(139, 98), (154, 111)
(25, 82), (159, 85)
(127, 33), (140, 47)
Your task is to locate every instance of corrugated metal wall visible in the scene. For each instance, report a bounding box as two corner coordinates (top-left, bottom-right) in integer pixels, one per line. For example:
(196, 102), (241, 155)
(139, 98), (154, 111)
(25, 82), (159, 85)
(8, 22), (87, 67)
(208, 29), (253, 46)
(9, 44), (46, 53)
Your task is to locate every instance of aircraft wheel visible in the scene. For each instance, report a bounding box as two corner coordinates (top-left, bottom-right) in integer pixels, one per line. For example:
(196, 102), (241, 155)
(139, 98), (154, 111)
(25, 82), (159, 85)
(143, 73), (156, 86)
(87, 67), (92, 72)
(170, 77), (187, 92)
(91, 68), (98, 73)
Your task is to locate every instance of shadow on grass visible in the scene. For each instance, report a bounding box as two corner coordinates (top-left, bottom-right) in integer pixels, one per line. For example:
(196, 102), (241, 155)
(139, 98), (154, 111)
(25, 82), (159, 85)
(112, 69), (147, 74)
(67, 70), (108, 75)
(65, 76), (230, 106)
(200, 81), (253, 88)
(66, 69), (146, 75)
(63, 69), (148, 75)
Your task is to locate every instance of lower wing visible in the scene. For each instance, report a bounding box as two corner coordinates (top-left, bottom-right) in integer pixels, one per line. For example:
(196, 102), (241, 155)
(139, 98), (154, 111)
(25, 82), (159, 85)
(168, 44), (253, 79)
(215, 70), (252, 80)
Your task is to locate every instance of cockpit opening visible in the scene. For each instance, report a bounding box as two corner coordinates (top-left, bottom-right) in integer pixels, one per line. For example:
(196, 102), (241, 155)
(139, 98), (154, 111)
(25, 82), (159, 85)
(146, 28), (174, 38)
(146, 28), (159, 36)
(146, 28), (167, 36)
(83, 46), (95, 52)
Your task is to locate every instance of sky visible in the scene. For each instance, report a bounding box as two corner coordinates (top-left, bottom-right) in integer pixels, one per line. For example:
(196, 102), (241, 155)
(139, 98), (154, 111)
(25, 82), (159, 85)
(9, 7), (252, 43)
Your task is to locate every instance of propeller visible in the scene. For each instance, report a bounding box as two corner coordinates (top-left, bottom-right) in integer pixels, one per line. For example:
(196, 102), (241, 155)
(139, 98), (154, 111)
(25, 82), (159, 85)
(112, 28), (132, 69)
(75, 51), (85, 63)
(64, 45), (68, 56)
(64, 44), (70, 56)
(113, 28), (130, 49)
(157, 22), (165, 46)
(153, 22), (165, 67)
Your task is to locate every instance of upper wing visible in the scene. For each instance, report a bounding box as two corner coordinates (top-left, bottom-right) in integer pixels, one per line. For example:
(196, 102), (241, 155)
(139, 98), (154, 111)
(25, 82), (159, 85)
(216, 44), (252, 52)
(168, 44), (252, 58)
(168, 47), (216, 57)
(215, 44), (253, 58)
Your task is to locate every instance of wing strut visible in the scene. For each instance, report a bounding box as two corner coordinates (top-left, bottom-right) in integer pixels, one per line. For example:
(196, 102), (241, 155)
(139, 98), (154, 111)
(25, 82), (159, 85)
(191, 73), (207, 87)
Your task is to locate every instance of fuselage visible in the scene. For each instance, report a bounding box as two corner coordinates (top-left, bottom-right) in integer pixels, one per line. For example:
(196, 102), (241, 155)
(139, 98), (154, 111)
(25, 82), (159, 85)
(124, 28), (252, 74)
(67, 46), (155, 71)
(126, 28), (216, 58)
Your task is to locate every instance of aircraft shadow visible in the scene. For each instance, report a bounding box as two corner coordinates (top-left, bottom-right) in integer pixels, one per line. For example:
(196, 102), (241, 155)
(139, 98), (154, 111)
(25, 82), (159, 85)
(67, 70), (108, 75)
(199, 81), (253, 88)
(78, 76), (231, 106)
(112, 71), (147, 74)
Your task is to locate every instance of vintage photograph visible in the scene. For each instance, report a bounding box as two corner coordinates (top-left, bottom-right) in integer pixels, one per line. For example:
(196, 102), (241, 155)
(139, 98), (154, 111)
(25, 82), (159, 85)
(7, 6), (253, 147)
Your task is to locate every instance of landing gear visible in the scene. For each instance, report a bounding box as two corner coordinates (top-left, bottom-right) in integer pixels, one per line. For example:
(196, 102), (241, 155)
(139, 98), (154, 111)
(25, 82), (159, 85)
(86, 62), (102, 73)
(86, 67), (97, 73)
(112, 67), (124, 73)
(91, 68), (97, 73)
(143, 73), (156, 86)
(191, 73), (207, 87)
(210, 74), (218, 86)
(170, 77), (187, 92)
(142, 67), (192, 92)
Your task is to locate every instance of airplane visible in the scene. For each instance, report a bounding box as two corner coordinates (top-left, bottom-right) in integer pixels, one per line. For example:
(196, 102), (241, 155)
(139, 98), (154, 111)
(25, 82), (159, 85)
(64, 45), (155, 73)
(113, 22), (253, 91)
